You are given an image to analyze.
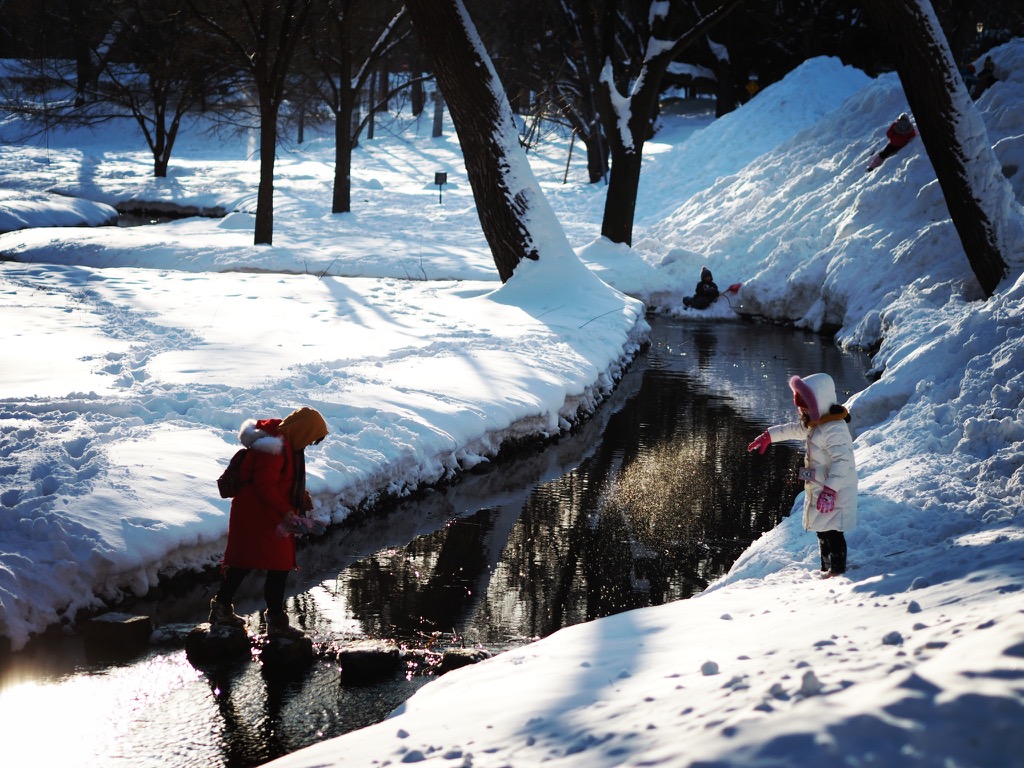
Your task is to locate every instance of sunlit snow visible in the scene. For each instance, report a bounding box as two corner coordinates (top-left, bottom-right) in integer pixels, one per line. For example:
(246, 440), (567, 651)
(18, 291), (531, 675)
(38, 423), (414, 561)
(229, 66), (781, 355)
(1, 37), (1023, 768)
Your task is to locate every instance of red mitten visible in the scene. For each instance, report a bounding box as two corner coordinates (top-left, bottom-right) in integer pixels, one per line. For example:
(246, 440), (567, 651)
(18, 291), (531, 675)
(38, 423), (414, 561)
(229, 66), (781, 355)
(747, 432), (771, 454)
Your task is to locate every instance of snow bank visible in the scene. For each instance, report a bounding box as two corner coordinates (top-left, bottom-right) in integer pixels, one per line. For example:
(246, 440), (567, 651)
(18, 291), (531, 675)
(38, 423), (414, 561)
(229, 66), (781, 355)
(2, 37), (1024, 768)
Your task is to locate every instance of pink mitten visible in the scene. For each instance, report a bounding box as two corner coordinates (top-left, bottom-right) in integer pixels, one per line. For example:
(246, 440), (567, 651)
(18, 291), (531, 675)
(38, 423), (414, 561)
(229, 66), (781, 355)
(747, 432), (771, 455)
(817, 486), (837, 514)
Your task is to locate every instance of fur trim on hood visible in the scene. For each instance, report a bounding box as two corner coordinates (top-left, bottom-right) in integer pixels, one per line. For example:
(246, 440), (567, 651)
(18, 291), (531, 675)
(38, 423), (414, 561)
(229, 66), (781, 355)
(789, 373), (838, 423)
(238, 418), (284, 454)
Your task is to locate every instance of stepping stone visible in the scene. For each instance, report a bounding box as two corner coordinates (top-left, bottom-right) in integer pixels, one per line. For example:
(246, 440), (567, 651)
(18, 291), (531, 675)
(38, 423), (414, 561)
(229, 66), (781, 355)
(439, 647), (492, 673)
(185, 623), (251, 668)
(259, 634), (314, 673)
(83, 612), (154, 660)
(335, 639), (401, 684)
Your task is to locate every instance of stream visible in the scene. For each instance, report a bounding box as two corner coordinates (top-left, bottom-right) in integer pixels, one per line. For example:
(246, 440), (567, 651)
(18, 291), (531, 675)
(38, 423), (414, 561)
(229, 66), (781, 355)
(0, 316), (870, 767)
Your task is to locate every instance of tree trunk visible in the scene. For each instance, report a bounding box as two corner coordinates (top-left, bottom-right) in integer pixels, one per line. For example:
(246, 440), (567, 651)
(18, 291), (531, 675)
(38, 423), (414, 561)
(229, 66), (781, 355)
(601, 140), (642, 246)
(69, 1), (98, 107)
(583, 131), (608, 185)
(332, 8), (355, 215)
(431, 90), (444, 137)
(411, 51), (425, 116)
(563, 110), (607, 184)
(255, 100), (278, 245)
(712, 58), (738, 118)
(188, 0), (312, 247)
(378, 65), (389, 111)
(598, 12), (678, 246)
(367, 71), (376, 140)
(863, 0), (1009, 297)
(333, 95), (353, 214)
(405, 0), (551, 282)
(152, 97), (170, 177)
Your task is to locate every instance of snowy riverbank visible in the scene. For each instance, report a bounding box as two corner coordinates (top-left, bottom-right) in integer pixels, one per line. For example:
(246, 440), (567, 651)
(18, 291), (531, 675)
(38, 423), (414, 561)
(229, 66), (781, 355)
(2, 39), (1024, 767)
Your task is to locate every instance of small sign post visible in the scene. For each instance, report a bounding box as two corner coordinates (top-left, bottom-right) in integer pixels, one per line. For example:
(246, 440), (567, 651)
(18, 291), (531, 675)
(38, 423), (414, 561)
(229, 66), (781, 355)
(434, 172), (447, 204)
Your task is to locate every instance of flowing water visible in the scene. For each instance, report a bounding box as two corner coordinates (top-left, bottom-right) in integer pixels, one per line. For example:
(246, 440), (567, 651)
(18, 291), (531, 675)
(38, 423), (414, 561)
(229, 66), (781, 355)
(0, 316), (870, 767)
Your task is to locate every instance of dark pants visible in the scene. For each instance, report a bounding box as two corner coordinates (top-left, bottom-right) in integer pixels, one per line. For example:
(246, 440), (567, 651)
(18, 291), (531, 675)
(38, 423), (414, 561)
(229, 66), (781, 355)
(683, 295), (715, 309)
(817, 531), (847, 574)
(215, 567), (288, 611)
(878, 142), (902, 161)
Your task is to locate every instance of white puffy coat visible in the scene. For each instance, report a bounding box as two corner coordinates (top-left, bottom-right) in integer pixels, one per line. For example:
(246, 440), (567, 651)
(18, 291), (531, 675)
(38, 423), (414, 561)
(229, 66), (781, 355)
(768, 374), (857, 532)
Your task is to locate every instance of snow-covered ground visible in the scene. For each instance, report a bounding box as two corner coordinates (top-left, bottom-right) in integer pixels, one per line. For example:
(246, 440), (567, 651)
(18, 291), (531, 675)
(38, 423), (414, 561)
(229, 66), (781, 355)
(2, 36), (1023, 767)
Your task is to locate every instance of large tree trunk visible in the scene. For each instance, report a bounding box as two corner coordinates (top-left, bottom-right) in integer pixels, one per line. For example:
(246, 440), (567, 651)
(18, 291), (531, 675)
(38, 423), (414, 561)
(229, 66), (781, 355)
(601, 140), (643, 246)
(404, 0), (541, 282)
(863, 0), (1011, 298)
(255, 100), (278, 245)
(333, 92), (354, 214)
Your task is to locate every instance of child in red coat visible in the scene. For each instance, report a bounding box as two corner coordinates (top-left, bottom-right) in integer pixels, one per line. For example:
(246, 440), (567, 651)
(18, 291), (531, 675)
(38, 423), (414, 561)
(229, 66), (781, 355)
(866, 113), (917, 172)
(209, 406), (329, 637)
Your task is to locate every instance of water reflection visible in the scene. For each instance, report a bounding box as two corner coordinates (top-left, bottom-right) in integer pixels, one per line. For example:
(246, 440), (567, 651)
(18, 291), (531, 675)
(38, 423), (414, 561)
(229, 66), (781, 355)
(0, 316), (870, 768)
(310, 317), (869, 647)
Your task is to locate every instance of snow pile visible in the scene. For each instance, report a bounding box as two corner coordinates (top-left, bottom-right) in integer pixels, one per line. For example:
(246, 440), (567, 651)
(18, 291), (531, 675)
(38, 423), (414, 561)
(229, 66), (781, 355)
(640, 42), (1024, 348)
(1, 36), (1024, 767)
(0, 189), (117, 233)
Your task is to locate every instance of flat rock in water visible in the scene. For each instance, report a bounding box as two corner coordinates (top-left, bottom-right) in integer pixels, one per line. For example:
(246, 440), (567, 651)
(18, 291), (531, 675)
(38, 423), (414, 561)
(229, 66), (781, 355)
(83, 612), (153, 644)
(185, 623), (251, 667)
(336, 638), (401, 684)
(439, 647), (492, 674)
(259, 635), (314, 672)
(83, 612), (154, 660)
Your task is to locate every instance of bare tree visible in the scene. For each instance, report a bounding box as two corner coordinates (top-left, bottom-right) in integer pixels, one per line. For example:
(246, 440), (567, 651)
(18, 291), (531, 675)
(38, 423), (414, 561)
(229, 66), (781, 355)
(1, 0), (229, 179)
(306, 0), (412, 214)
(101, 0), (229, 177)
(863, 0), (1015, 297)
(595, 0), (743, 247)
(188, 0), (313, 245)
(552, 0), (612, 185)
(403, 0), (568, 282)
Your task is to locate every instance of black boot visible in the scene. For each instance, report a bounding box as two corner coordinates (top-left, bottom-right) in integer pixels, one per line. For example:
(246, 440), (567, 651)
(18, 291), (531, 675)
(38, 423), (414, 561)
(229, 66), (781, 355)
(817, 533), (831, 572)
(828, 533), (848, 575)
(266, 609), (304, 639)
(823, 536), (847, 577)
(209, 598), (247, 628)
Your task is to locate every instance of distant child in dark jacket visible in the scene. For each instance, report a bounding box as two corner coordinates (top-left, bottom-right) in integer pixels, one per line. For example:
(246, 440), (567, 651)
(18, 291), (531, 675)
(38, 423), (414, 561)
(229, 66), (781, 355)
(971, 57), (998, 99)
(683, 266), (720, 309)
